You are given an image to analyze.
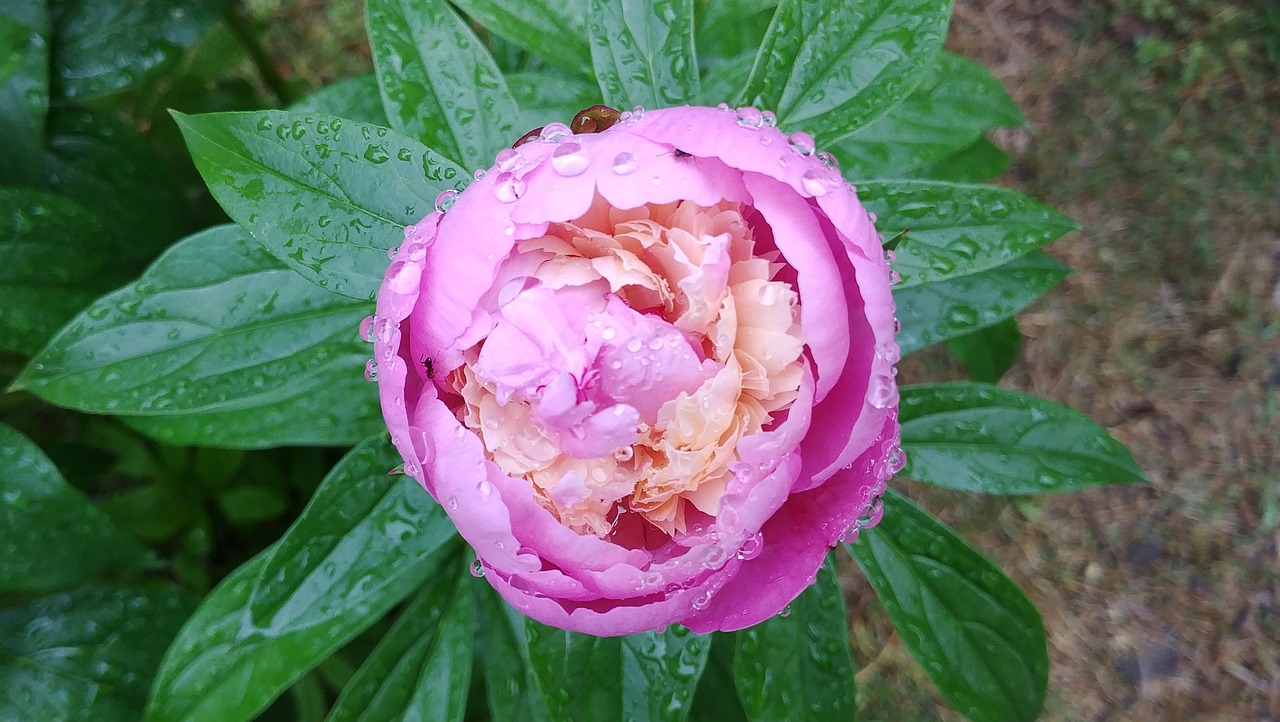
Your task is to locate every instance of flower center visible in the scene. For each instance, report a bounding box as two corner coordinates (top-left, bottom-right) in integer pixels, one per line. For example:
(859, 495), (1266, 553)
(450, 198), (805, 541)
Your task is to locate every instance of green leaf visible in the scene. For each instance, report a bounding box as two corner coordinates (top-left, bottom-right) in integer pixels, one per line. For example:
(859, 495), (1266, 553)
(848, 490), (1048, 722)
(687, 632), (747, 722)
(0, 423), (153, 592)
(326, 553), (474, 722)
(862, 180), (1077, 289)
(0, 2), (48, 186)
(899, 382), (1145, 494)
(367, 0), (518, 169)
(13, 225), (382, 449)
(895, 250), (1070, 357)
(738, 0), (953, 144)
(915, 136), (1011, 183)
(450, 0), (590, 76)
(475, 585), (552, 722)
(291, 74), (390, 126)
(0, 189), (118, 355)
(587, 0), (699, 109)
(50, 0), (226, 100)
(506, 69), (602, 133)
(733, 555), (856, 720)
(0, 585), (194, 722)
(146, 436), (459, 722)
(695, 0), (776, 62)
(99, 484), (197, 543)
(174, 109), (464, 299)
(946, 318), (1021, 382)
(523, 623), (710, 722)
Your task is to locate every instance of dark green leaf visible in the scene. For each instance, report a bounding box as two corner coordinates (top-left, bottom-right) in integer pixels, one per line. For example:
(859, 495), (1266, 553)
(916, 137), (1011, 183)
(367, 0), (517, 169)
(946, 318), (1021, 382)
(695, 0), (776, 62)
(848, 490), (1048, 722)
(587, 0), (699, 109)
(895, 250), (1070, 356)
(291, 74), (390, 126)
(50, 0), (226, 100)
(216, 485), (290, 524)
(326, 553), (474, 722)
(862, 180), (1077, 288)
(523, 623), (710, 722)
(0, 585), (194, 722)
(506, 69), (602, 133)
(686, 632), (746, 722)
(0, 189), (118, 355)
(0, 3), (48, 185)
(733, 555), (856, 720)
(99, 484), (197, 543)
(475, 585), (552, 722)
(146, 436), (459, 722)
(738, 0), (952, 144)
(13, 225), (382, 449)
(174, 109), (464, 299)
(0, 423), (153, 592)
(899, 382), (1145, 494)
(450, 0), (590, 76)
(836, 51), (1023, 178)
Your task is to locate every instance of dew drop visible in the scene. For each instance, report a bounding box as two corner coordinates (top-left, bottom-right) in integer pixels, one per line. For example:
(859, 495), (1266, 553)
(364, 359), (378, 382)
(801, 169), (829, 197)
(787, 131), (816, 156)
(614, 446), (634, 462)
(477, 480), (493, 497)
(626, 337), (643, 353)
(359, 315), (378, 342)
(715, 102), (731, 112)
(761, 110), (778, 127)
(816, 150), (840, 169)
(495, 148), (525, 173)
(494, 172), (526, 202)
(736, 532), (763, 560)
(387, 244), (399, 260)
(386, 260), (421, 294)
(756, 284), (779, 306)
(867, 373), (898, 409)
(470, 559), (486, 578)
(473, 168), (487, 181)
(735, 106), (764, 128)
(551, 141), (589, 176)
(778, 605), (792, 618)
(692, 590), (713, 611)
(539, 122), (572, 142)
(601, 327), (617, 341)
(612, 152), (638, 175)
(434, 188), (459, 212)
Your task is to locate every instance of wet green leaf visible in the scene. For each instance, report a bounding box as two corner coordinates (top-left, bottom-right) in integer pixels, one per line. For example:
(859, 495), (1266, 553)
(587, 0), (699, 108)
(451, 0), (590, 76)
(899, 382), (1145, 494)
(917, 137), (1011, 183)
(738, 0), (952, 144)
(367, 0), (518, 169)
(0, 423), (153, 592)
(146, 436), (459, 722)
(686, 632), (746, 722)
(848, 490), (1048, 722)
(0, 2), (48, 185)
(50, 0), (226, 100)
(475, 585), (552, 722)
(326, 553), (474, 722)
(946, 318), (1022, 382)
(522, 622), (710, 722)
(862, 180), (1077, 288)
(695, 0), (776, 62)
(0, 585), (194, 722)
(895, 251), (1070, 356)
(174, 110), (464, 300)
(836, 52), (1023, 178)
(13, 225), (382, 449)
(291, 74), (390, 126)
(506, 69), (602, 133)
(733, 555), (856, 720)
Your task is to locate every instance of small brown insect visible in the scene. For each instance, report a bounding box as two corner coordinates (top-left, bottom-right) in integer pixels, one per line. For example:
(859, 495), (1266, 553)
(423, 357), (435, 379)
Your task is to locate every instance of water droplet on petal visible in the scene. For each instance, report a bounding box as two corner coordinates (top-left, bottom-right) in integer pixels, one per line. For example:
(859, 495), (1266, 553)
(539, 122), (572, 142)
(473, 168), (487, 181)
(612, 152), (638, 175)
(692, 590), (713, 611)
(817, 150), (840, 169)
(495, 148), (525, 173)
(364, 359), (378, 382)
(470, 559), (486, 577)
(736, 532), (763, 560)
(477, 480), (493, 497)
(761, 110), (778, 127)
(551, 141), (589, 176)
(875, 341), (901, 364)
(386, 260), (421, 294)
(494, 172), (526, 202)
(788, 131), (816, 156)
(614, 446), (634, 462)
(757, 284), (779, 306)
(735, 106), (763, 128)
(867, 373), (898, 409)
(778, 605), (792, 618)
(434, 188), (458, 212)
(801, 169), (829, 197)
(716, 102), (731, 112)
(359, 315), (378, 342)
(387, 244), (399, 260)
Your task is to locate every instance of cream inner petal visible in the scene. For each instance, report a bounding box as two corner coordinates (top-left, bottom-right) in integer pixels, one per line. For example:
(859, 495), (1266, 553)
(451, 197), (805, 539)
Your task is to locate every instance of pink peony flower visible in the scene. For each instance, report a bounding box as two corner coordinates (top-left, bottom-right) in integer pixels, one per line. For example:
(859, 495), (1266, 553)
(368, 104), (903, 635)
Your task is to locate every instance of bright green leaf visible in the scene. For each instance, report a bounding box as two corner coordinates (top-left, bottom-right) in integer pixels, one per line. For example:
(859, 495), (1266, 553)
(450, 0), (590, 76)
(475, 585), (552, 722)
(896, 250), (1070, 356)
(946, 318), (1022, 382)
(587, 0), (699, 108)
(848, 490), (1048, 722)
(367, 0), (518, 169)
(13, 225), (382, 449)
(0, 585), (194, 722)
(326, 553), (474, 722)
(916, 136), (1011, 183)
(0, 423), (153, 592)
(506, 69), (602, 132)
(291, 74), (390, 126)
(146, 436), (459, 722)
(733, 555), (856, 720)
(174, 109), (465, 299)
(695, 0), (776, 62)
(0, 3), (47, 185)
(899, 382), (1145, 494)
(738, 0), (952, 144)
(523, 622), (710, 722)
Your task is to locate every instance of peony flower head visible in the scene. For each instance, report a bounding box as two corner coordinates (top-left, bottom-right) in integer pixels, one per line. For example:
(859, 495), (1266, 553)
(368, 104), (903, 636)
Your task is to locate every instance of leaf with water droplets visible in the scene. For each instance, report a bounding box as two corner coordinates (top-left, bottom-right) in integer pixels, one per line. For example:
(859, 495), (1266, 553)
(326, 553), (473, 722)
(506, 69), (603, 134)
(848, 490), (1048, 722)
(367, 0), (519, 169)
(733, 554), (856, 721)
(291, 73), (389, 126)
(686, 632), (747, 722)
(946, 317), (1022, 382)
(860, 180), (1078, 289)
(0, 584), (194, 722)
(738, 0), (951, 144)
(0, 423), (154, 592)
(173, 109), (465, 299)
(13, 225), (382, 449)
(835, 51), (1024, 178)
(895, 250), (1070, 357)
(899, 382), (1145, 494)
(587, 0), (699, 109)
(916, 136), (1011, 183)
(451, 0), (590, 77)
(476, 585), (553, 722)
(146, 435), (459, 722)
(521, 621), (710, 722)
(0, 3), (47, 185)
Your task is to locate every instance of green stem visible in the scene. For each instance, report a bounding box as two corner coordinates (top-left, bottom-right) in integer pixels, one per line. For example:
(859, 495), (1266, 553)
(223, 0), (296, 106)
